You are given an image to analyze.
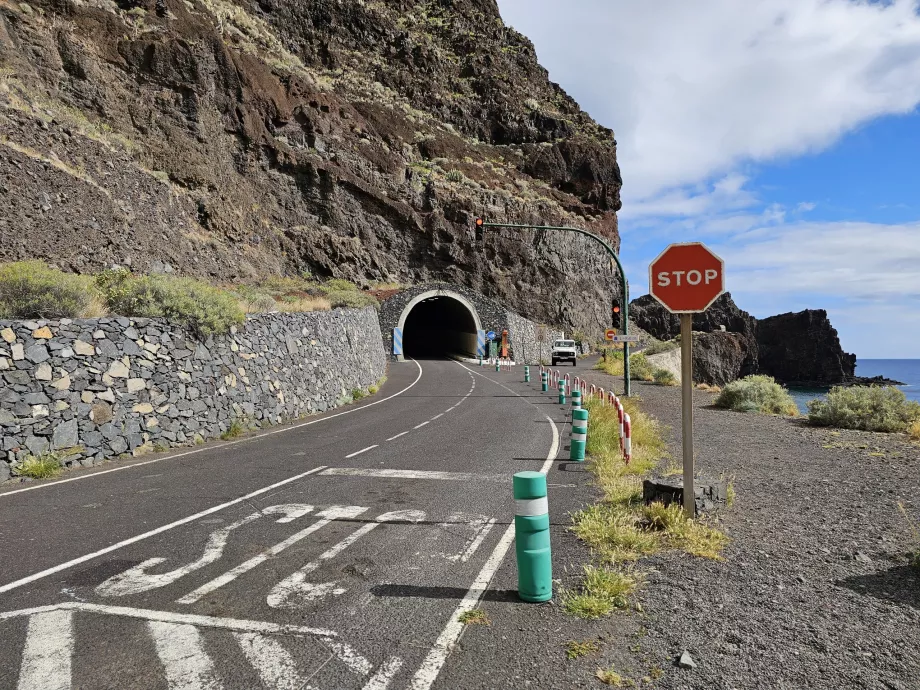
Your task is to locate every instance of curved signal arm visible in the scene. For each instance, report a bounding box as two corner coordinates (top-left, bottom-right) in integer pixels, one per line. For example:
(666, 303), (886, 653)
(474, 219), (631, 396)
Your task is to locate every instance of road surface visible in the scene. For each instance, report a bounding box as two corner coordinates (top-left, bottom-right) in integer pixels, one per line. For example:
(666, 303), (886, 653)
(0, 358), (569, 690)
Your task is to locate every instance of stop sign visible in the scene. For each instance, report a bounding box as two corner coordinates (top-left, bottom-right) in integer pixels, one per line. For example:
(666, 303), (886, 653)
(649, 242), (725, 313)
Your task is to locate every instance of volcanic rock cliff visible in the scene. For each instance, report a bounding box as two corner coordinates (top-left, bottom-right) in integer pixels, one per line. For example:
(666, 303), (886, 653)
(631, 293), (858, 385)
(0, 0), (622, 335)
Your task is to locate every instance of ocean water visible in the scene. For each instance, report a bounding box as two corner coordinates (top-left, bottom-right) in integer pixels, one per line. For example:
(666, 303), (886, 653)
(787, 359), (920, 414)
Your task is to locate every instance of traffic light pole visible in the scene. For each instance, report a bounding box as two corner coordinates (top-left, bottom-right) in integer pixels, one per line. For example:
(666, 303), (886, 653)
(477, 221), (631, 396)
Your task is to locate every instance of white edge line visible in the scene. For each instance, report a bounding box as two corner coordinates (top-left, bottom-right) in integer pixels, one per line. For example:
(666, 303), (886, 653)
(345, 445), (378, 459)
(430, 414), (443, 420)
(409, 361), (560, 690)
(0, 360), (425, 498)
(413, 421), (429, 429)
(386, 431), (409, 442)
(0, 466), (328, 595)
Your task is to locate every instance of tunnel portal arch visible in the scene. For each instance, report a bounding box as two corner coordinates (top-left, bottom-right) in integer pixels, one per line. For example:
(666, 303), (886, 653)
(397, 290), (482, 360)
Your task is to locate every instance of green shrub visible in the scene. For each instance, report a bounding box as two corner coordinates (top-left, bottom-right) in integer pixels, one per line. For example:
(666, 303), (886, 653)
(644, 339), (679, 356)
(326, 290), (378, 310)
(807, 386), (920, 432)
(0, 261), (102, 319)
(352, 388), (366, 401)
(14, 452), (63, 479)
(445, 169), (463, 182)
(324, 278), (359, 292)
(629, 352), (654, 381)
(714, 375), (798, 416)
(652, 368), (678, 386)
(96, 270), (244, 337)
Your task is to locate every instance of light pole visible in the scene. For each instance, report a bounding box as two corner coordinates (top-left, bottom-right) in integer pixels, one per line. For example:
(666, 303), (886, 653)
(475, 219), (631, 396)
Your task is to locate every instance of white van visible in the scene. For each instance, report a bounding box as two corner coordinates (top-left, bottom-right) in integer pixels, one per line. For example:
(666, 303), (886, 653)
(551, 339), (578, 366)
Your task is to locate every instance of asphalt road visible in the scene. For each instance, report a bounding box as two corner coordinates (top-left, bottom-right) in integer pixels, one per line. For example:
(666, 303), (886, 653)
(0, 358), (571, 690)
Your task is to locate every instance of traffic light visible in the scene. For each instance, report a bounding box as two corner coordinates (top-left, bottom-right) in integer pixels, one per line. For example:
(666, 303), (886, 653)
(474, 217), (484, 243)
(611, 300), (621, 329)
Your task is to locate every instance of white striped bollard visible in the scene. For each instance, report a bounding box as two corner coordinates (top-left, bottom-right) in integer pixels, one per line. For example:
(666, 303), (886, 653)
(570, 408), (588, 461)
(571, 389), (582, 411)
(541, 371), (548, 392)
(524, 365), (530, 383)
(513, 471), (552, 602)
(623, 412), (632, 464)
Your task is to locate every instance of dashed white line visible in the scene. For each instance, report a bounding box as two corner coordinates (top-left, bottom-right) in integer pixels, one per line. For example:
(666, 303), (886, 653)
(413, 421), (430, 429)
(430, 413), (443, 420)
(386, 431), (409, 441)
(319, 468), (484, 481)
(345, 445), (378, 458)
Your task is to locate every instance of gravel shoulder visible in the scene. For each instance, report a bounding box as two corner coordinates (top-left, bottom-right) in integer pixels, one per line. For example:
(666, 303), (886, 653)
(437, 363), (920, 690)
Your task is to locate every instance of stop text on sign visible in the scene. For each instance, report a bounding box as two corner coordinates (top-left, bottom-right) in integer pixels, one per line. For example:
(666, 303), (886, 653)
(655, 269), (719, 288)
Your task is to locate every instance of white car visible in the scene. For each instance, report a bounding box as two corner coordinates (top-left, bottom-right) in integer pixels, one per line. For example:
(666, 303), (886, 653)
(551, 339), (578, 366)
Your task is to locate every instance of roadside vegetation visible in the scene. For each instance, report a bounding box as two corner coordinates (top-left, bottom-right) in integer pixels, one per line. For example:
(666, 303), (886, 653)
(0, 261), (381, 337)
(714, 375), (798, 416)
(807, 385), (920, 433)
(13, 451), (64, 479)
(642, 339), (679, 356)
(564, 392), (728, 621)
(595, 349), (674, 385)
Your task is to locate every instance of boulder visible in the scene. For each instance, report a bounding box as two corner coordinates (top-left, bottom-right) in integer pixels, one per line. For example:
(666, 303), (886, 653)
(692, 332), (756, 387)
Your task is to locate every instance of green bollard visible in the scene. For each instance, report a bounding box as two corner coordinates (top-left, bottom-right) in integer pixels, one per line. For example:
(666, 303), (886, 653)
(513, 471), (552, 602)
(558, 380), (566, 405)
(495, 360), (501, 372)
(479, 357), (483, 367)
(570, 408), (589, 461)
(541, 372), (548, 392)
(571, 389), (582, 411)
(524, 365), (530, 383)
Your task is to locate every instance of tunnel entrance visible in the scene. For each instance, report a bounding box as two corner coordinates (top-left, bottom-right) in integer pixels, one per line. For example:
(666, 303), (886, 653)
(400, 293), (480, 359)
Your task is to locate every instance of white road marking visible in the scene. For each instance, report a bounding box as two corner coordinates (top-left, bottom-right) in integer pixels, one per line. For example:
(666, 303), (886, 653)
(386, 431), (409, 441)
(0, 466), (327, 595)
(345, 445), (378, 458)
(268, 510), (425, 609)
(177, 506), (368, 604)
(361, 656), (403, 690)
(149, 621), (222, 690)
(430, 413), (443, 420)
(97, 512), (265, 597)
(0, 360), (424, 498)
(457, 518), (496, 563)
(17, 609), (73, 690)
(413, 421), (429, 429)
(0, 602), (339, 638)
(409, 362), (561, 690)
(234, 632), (314, 690)
(319, 468), (487, 482)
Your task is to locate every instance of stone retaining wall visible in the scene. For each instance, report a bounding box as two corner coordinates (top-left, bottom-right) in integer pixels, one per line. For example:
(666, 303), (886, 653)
(0, 307), (387, 482)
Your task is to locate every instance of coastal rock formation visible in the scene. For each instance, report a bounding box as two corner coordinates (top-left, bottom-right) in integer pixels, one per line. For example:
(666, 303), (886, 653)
(756, 310), (856, 385)
(631, 293), (855, 385)
(0, 0), (621, 337)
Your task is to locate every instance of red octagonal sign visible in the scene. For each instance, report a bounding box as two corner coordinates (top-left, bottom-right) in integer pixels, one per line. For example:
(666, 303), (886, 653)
(649, 242), (725, 314)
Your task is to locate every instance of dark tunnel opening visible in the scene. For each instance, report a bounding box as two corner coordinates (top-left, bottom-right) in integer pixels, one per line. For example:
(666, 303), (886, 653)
(403, 296), (478, 358)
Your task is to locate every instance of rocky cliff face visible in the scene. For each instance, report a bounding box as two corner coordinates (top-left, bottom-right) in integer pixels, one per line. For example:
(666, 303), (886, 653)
(0, 0), (622, 335)
(756, 310), (856, 385)
(631, 293), (855, 384)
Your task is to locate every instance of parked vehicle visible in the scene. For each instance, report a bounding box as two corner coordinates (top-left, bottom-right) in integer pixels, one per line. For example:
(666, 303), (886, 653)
(551, 339), (578, 366)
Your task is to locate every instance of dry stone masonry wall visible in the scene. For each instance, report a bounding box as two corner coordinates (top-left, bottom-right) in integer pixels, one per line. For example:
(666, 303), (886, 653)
(0, 307), (386, 482)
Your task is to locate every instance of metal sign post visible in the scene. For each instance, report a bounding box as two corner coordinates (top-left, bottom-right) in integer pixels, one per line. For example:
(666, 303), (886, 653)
(679, 313), (694, 517)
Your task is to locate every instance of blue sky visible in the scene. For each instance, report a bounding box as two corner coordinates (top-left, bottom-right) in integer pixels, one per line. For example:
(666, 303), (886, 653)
(497, 0), (920, 358)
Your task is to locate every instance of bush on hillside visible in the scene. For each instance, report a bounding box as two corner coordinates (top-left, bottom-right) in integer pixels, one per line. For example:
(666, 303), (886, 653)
(652, 368), (678, 386)
(715, 375), (798, 416)
(96, 269), (244, 337)
(629, 352), (655, 381)
(644, 339), (679, 356)
(807, 385), (920, 432)
(0, 261), (102, 319)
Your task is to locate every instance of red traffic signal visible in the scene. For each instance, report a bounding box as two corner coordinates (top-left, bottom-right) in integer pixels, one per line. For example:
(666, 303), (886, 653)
(475, 218), (484, 226)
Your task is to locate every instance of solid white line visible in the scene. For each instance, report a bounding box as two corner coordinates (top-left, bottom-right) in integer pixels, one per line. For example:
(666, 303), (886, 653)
(413, 421), (429, 429)
(149, 621), (221, 690)
(234, 632), (313, 690)
(17, 609), (73, 690)
(345, 445), (378, 459)
(320, 468), (484, 481)
(0, 360), (425, 498)
(430, 413), (443, 420)
(177, 506), (367, 604)
(409, 362), (560, 690)
(0, 602), (338, 637)
(386, 431), (409, 441)
(0, 466), (327, 595)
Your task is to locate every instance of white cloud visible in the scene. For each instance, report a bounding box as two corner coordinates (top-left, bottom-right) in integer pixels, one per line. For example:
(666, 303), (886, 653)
(497, 0), (920, 202)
